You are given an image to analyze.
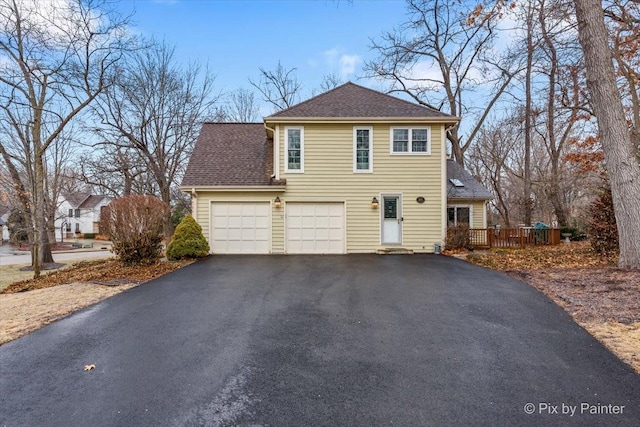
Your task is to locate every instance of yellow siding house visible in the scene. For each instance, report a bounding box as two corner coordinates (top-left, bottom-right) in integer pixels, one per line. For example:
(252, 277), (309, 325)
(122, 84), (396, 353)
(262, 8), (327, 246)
(181, 83), (492, 254)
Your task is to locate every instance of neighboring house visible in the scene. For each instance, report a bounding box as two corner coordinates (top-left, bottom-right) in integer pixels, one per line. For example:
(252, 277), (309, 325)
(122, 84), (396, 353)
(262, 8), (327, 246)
(54, 192), (111, 240)
(0, 205), (9, 242)
(181, 82), (492, 254)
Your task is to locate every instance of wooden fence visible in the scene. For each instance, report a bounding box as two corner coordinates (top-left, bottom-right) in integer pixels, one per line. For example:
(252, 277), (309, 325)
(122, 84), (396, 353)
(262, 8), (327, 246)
(459, 227), (561, 249)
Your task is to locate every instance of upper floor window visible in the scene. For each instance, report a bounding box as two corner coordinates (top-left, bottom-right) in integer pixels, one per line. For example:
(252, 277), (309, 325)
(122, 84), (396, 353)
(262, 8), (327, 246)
(68, 209), (73, 218)
(391, 127), (431, 155)
(75, 209), (81, 218)
(353, 127), (373, 173)
(285, 127), (304, 173)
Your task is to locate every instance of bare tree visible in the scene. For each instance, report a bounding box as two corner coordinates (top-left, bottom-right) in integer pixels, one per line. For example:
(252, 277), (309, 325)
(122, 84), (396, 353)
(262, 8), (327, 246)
(225, 88), (260, 122)
(574, 0), (640, 269)
(95, 41), (217, 237)
(249, 61), (302, 112)
(523, 1), (536, 226)
(0, 0), (134, 276)
(606, 0), (640, 148)
(365, 0), (519, 166)
(319, 73), (343, 92)
(469, 117), (521, 226)
(535, 0), (587, 226)
(78, 146), (152, 197)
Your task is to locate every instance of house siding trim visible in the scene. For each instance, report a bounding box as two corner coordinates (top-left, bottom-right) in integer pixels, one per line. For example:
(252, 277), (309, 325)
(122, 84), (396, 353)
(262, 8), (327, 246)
(265, 117), (460, 124)
(441, 125), (447, 245)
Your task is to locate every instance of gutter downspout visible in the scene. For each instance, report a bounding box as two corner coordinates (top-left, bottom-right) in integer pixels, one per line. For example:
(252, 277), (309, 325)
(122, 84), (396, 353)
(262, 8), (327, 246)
(264, 123), (279, 180)
(191, 188), (197, 222)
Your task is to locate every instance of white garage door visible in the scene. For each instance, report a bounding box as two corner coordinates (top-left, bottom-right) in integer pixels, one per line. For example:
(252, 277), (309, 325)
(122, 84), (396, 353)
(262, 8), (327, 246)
(286, 203), (345, 254)
(211, 203), (270, 254)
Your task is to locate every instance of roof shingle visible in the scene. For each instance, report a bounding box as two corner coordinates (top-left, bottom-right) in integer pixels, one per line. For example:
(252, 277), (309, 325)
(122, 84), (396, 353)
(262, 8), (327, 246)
(267, 82), (455, 119)
(78, 195), (109, 209)
(63, 192), (90, 208)
(446, 159), (493, 200)
(181, 123), (277, 187)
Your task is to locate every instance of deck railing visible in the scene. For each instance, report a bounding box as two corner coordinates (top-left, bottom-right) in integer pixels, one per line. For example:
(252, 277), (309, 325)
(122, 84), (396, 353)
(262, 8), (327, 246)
(451, 227), (561, 249)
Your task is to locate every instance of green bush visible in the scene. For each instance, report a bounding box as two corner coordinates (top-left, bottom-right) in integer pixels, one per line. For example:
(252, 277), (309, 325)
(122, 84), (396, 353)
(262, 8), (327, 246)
(82, 233), (97, 239)
(166, 215), (210, 260)
(100, 194), (169, 265)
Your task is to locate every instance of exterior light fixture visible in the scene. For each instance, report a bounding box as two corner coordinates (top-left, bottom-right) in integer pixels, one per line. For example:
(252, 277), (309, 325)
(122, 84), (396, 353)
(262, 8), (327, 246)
(274, 196), (282, 208)
(371, 197), (379, 209)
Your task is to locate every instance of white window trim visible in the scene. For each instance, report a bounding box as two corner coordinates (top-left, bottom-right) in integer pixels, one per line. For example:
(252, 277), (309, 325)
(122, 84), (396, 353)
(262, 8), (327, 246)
(447, 204), (473, 227)
(285, 126), (304, 173)
(353, 126), (373, 173)
(389, 127), (431, 155)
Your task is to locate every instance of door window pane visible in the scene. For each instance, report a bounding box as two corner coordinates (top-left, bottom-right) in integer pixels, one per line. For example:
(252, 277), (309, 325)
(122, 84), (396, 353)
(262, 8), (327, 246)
(384, 198), (397, 219)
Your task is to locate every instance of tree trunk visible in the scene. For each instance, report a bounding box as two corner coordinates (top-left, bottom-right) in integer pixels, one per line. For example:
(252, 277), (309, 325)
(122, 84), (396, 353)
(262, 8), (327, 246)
(160, 184), (174, 239)
(523, 5), (534, 227)
(574, 0), (640, 269)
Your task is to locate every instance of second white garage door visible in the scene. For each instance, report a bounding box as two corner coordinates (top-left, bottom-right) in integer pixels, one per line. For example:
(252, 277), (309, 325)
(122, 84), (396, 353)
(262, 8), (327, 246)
(286, 203), (345, 254)
(211, 203), (270, 254)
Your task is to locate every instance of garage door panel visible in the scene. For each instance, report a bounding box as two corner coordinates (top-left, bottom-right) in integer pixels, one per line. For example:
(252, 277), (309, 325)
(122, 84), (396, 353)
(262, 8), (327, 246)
(255, 216), (269, 228)
(211, 203), (270, 254)
(241, 216), (255, 228)
(286, 203), (344, 254)
(227, 204), (242, 216)
(315, 216), (329, 228)
(302, 228), (315, 240)
(329, 228), (343, 240)
(329, 216), (343, 227)
(316, 228), (329, 240)
(255, 229), (269, 240)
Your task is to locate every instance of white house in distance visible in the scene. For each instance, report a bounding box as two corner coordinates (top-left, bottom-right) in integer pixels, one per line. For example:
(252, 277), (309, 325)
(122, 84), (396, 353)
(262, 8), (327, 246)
(0, 205), (10, 242)
(54, 192), (111, 240)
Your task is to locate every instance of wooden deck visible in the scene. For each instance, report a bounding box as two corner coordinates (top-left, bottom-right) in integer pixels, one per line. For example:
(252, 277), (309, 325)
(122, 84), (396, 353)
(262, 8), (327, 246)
(454, 227), (561, 249)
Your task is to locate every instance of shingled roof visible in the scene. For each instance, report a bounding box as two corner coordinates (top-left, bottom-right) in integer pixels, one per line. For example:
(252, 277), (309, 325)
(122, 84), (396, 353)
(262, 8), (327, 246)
(181, 123), (279, 187)
(78, 195), (109, 209)
(63, 192), (90, 208)
(446, 159), (493, 200)
(267, 82), (455, 119)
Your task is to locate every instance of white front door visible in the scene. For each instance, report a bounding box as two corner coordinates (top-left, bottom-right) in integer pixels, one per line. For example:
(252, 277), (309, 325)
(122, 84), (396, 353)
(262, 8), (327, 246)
(381, 195), (402, 244)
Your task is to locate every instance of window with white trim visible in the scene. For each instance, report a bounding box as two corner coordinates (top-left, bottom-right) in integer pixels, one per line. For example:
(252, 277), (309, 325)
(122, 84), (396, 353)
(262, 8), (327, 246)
(447, 206), (471, 227)
(285, 127), (304, 173)
(390, 127), (431, 154)
(353, 127), (373, 172)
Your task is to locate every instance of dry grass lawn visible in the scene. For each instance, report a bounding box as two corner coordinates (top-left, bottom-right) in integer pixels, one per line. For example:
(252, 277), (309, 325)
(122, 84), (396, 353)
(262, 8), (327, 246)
(465, 242), (640, 373)
(0, 282), (137, 345)
(0, 264), (59, 292)
(0, 258), (193, 345)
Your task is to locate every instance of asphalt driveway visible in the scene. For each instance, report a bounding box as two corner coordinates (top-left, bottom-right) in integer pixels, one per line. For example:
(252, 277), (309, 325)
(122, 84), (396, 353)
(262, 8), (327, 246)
(1, 255), (638, 426)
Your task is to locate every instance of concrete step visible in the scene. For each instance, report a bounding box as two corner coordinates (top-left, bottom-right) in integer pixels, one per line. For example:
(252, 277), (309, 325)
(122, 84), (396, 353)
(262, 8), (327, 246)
(376, 248), (414, 255)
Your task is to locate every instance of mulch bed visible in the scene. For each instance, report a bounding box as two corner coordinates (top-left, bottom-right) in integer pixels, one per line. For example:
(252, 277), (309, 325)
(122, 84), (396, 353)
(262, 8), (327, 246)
(506, 267), (640, 324)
